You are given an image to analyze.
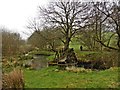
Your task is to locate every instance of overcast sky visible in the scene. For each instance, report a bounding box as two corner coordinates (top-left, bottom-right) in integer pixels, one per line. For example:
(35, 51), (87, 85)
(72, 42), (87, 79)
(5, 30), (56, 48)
(0, 0), (114, 40)
(0, 0), (50, 39)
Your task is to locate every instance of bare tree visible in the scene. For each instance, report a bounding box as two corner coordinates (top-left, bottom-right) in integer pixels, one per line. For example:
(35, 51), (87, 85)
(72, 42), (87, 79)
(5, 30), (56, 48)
(93, 1), (120, 51)
(2, 28), (22, 57)
(38, 0), (92, 52)
(28, 26), (63, 51)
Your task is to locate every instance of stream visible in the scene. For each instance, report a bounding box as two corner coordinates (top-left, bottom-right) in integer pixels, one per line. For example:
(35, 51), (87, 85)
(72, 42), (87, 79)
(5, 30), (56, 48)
(30, 54), (50, 70)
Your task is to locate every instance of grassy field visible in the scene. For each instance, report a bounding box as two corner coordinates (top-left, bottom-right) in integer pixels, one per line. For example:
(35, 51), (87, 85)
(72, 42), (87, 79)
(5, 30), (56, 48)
(3, 35), (119, 88)
(3, 44), (118, 88)
(24, 66), (119, 88)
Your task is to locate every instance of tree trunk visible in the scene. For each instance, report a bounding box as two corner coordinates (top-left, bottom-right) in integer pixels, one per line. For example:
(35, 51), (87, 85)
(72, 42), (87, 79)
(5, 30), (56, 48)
(99, 21), (103, 51)
(118, 50), (120, 67)
(118, 50), (120, 87)
(64, 37), (71, 51)
(117, 36), (120, 50)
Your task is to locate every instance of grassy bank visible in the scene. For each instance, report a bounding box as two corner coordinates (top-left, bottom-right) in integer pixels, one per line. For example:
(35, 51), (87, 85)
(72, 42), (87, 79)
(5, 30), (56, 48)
(24, 66), (119, 88)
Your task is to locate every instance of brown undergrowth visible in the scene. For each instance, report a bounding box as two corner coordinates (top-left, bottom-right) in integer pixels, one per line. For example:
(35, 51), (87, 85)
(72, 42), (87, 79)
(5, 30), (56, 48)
(2, 68), (24, 89)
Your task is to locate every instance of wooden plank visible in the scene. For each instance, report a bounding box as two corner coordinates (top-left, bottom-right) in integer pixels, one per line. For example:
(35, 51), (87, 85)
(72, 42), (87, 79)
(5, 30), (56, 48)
(58, 63), (77, 66)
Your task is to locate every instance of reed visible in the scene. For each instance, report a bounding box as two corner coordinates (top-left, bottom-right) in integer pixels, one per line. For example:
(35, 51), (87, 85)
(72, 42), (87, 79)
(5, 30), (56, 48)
(2, 68), (24, 89)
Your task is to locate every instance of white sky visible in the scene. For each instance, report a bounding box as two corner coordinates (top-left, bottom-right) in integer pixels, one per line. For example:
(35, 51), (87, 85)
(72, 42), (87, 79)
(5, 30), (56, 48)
(0, 0), (114, 40)
(0, 0), (50, 39)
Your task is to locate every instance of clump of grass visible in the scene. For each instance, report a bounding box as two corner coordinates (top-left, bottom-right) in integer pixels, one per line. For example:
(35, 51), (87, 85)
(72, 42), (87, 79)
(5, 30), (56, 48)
(65, 66), (92, 73)
(2, 68), (24, 89)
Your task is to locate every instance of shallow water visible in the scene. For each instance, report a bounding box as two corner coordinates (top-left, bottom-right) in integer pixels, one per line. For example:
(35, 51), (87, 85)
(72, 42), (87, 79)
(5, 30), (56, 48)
(31, 55), (49, 70)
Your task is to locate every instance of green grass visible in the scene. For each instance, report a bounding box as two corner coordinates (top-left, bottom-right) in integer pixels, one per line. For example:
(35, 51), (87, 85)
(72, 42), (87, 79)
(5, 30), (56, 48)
(46, 55), (55, 61)
(29, 50), (55, 56)
(29, 50), (55, 61)
(24, 66), (119, 88)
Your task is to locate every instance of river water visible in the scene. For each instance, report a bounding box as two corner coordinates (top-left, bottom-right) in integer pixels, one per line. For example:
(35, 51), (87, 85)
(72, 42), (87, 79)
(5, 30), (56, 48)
(30, 54), (49, 70)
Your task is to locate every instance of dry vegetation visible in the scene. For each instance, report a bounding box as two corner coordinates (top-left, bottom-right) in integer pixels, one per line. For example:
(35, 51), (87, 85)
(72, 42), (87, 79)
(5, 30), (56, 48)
(2, 69), (24, 89)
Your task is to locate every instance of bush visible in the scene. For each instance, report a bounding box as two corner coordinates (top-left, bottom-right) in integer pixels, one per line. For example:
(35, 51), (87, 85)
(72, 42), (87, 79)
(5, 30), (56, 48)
(18, 55), (33, 60)
(2, 30), (22, 57)
(96, 52), (118, 67)
(91, 52), (118, 70)
(2, 69), (24, 89)
(77, 51), (118, 70)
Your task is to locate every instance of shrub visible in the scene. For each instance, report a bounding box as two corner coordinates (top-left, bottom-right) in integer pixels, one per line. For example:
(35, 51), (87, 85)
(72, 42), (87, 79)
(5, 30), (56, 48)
(90, 52), (118, 70)
(65, 66), (92, 73)
(2, 69), (24, 89)
(77, 51), (118, 70)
